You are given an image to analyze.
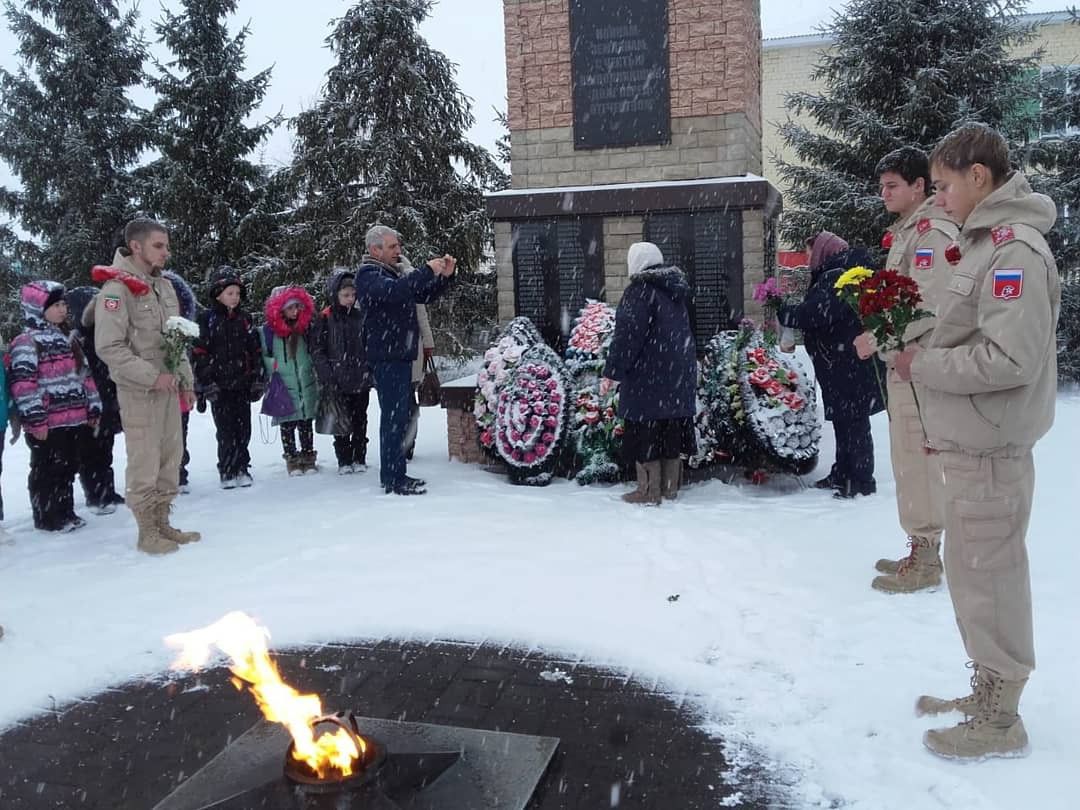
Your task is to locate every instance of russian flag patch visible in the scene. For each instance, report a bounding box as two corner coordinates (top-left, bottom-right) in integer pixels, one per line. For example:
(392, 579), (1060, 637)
(914, 248), (934, 269)
(992, 269), (1023, 300)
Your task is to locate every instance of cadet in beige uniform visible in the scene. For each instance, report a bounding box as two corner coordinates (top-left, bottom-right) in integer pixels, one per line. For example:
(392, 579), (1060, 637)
(857, 147), (958, 594)
(895, 124), (1060, 759)
(94, 219), (201, 555)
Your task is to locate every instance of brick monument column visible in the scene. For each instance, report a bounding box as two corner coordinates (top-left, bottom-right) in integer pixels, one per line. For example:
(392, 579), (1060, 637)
(488, 0), (779, 350)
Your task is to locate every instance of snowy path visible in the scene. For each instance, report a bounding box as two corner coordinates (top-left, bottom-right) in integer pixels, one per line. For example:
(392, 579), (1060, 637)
(0, 389), (1077, 809)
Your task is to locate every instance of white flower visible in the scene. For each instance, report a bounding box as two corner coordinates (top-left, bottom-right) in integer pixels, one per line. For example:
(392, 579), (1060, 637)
(165, 315), (200, 338)
(503, 345), (524, 363)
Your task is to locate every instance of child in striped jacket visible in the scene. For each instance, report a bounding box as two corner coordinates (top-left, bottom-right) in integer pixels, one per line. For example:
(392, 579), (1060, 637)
(9, 281), (102, 532)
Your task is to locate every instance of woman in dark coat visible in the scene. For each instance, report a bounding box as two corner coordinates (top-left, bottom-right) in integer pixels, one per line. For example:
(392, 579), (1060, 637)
(778, 232), (885, 498)
(602, 242), (697, 505)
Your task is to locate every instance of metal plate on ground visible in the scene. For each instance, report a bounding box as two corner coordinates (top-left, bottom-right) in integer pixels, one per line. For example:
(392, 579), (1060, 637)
(153, 715), (559, 810)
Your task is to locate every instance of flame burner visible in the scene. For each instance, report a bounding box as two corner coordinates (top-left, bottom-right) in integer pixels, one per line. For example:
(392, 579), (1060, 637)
(153, 713), (558, 810)
(283, 711), (386, 795)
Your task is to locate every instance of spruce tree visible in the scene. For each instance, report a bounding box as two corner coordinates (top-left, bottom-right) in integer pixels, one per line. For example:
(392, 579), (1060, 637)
(141, 0), (280, 282)
(286, 0), (504, 278)
(0, 224), (36, 341)
(775, 0), (1041, 250)
(0, 0), (148, 284)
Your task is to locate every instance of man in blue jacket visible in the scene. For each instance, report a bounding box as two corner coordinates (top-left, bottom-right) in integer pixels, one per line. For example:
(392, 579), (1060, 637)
(355, 225), (455, 495)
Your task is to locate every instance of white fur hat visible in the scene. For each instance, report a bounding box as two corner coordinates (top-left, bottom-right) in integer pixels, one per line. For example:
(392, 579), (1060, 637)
(627, 241), (664, 277)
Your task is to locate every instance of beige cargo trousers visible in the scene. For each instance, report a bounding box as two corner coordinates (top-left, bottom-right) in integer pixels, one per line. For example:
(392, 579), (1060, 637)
(940, 450), (1035, 681)
(887, 374), (945, 547)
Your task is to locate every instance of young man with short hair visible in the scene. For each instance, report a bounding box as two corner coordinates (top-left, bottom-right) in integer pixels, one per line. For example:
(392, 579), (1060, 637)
(894, 123), (1061, 759)
(94, 218), (201, 554)
(856, 147), (957, 594)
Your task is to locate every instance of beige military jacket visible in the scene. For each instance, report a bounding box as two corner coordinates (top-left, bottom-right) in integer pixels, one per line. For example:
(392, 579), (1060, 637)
(911, 172), (1061, 456)
(94, 250), (194, 392)
(883, 195), (958, 346)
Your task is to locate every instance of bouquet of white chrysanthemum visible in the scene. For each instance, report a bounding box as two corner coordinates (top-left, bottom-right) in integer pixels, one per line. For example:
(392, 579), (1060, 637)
(162, 315), (200, 388)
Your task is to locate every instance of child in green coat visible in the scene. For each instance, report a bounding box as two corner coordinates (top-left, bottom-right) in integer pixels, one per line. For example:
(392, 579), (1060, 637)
(262, 286), (320, 475)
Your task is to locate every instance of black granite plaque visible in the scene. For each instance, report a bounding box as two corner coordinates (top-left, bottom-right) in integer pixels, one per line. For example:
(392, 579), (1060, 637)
(570, 0), (670, 149)
(512, 217), (604, 350)
(646, 210), (744, 352)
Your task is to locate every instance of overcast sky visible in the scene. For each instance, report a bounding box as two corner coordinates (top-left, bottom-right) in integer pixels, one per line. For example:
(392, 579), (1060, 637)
(0, 0), (1069, 191)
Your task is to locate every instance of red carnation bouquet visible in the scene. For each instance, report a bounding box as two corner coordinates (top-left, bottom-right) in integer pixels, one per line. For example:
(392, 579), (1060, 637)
(833, 266), (930, 354)
(834, 266), (932, 429)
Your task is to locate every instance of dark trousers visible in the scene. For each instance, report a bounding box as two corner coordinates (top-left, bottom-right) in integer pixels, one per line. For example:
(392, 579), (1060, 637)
(832, 415), (874, 485)
(281, 420), (314, 456)
(372, 361), (412, 488)
(78, 424), (120, 506)
(180, 411), (191, 486)
(211, 390), (253, 479)
(333, 389), (371, 467)
(27, 426), (82, 529)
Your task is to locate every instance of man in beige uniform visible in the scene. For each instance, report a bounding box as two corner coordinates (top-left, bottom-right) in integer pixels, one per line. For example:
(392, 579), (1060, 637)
(95, 219), (201, 555)
(895, 124), (1060, 759)
(856, 147), (958, 594)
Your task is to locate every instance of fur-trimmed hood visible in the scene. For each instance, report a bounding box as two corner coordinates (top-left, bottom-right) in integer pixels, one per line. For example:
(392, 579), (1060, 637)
(265, 285), (316, 337)
(90, 265), (151, 297)
(162, 270), (198, 321)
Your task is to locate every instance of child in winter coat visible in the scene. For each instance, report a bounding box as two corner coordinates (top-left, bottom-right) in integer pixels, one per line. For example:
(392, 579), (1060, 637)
(311, 268), (371, 474)
(163, 270), (199, 492)
(9, 281), (102, 531)
(193, 267), (264, 488)
(262, 285), (320, 475)
(64, 286), (125, 515)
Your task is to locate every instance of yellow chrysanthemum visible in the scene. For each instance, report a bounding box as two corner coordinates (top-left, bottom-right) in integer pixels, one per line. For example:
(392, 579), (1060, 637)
(834, 266), (874, 290)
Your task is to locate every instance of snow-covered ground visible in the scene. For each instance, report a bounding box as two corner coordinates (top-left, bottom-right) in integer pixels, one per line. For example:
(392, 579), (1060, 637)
(1, 370), (1077, 810)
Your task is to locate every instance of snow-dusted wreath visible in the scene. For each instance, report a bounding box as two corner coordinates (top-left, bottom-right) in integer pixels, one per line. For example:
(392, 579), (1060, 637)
(493, 350), (567, 468)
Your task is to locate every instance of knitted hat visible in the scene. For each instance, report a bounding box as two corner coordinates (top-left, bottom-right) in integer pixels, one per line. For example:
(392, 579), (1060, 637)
(627, 242), (665, 277)
(208, 265), (244, 302)
(269, 285), (311, 313)
(808, 232), (849, 271)
(20, 280), (66, 324)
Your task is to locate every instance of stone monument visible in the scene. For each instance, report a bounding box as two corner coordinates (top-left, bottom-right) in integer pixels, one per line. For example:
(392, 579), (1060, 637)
(486, 0), (780, 353)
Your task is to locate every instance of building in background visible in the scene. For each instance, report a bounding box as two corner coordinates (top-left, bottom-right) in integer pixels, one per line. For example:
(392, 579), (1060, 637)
(762, 9), (1079, 204)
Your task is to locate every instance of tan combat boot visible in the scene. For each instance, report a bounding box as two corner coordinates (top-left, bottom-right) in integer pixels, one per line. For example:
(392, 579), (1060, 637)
(872, 536), (942, 593)
(157, 502), (201, 545)
(660, 458), (682, 501)
(923, 669), (1029, 760)
(133, 507), (179, 555)
(916, 661), (986, 717)
(622, 461), (661, 505)
(874, 534), (943, 575)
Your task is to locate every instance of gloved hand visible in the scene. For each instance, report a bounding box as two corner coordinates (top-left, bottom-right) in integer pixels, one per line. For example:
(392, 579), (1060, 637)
(202, 382), (220, 403)
(249, 379), (267, 403)
(423, 347), (434, 361)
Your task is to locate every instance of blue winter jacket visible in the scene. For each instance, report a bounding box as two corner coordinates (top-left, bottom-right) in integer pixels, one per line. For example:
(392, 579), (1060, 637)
(353, 257), (451, 363)
(602, 265), (698, 422)
(777, 246), (886, 421)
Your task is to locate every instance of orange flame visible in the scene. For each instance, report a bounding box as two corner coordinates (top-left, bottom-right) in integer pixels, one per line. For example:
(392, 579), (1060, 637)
(165, 611), (364, 778)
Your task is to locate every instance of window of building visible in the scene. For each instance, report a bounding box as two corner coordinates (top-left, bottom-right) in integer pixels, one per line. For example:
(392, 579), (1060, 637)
(1040, 65), (1080, 136)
